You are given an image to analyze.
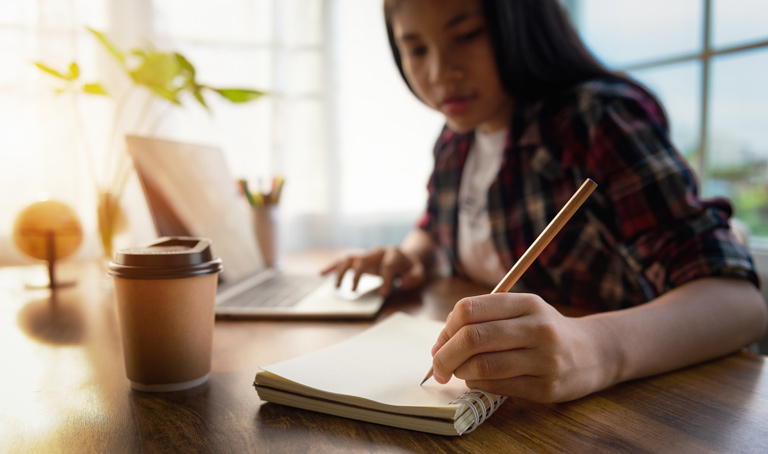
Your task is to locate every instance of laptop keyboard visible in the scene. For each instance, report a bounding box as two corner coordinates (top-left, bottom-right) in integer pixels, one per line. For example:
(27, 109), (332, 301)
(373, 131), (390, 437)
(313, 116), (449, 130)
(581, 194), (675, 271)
(218, 274), (327, 308)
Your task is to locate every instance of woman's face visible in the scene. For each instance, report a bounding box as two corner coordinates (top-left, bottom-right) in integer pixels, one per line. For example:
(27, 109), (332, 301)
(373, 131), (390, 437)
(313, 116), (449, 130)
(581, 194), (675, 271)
(390, 0), (513, 133)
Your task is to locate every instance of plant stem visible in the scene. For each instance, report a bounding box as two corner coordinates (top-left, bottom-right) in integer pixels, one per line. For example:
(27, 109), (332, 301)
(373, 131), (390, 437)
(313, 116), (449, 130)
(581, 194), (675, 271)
(109, 89), (158, 193)
(114, 155), (133, 200)
(146, 101), (174, 136)
(105, 86), (135, 190)
(70, 88), (100, 192)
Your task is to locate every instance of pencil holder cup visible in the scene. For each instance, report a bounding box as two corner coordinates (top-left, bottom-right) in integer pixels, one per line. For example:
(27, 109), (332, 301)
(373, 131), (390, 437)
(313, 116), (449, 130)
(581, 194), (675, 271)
(252, 204), (279, 268)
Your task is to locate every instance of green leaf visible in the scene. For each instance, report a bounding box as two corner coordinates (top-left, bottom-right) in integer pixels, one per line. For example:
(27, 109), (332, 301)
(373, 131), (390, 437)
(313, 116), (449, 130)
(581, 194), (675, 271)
(193, 90), (210, 111)
(212, 88), (266, 103)
(147, 85), (183, 105)
(174, 53), (213, 112)
(175, 53), (196, 79)
(33, 62), (69, 80)
(87, 27), (126, 66)
(69, 62), (80, 80)
(82, 83), (109, 96)
(191, 84), (210, 112)
(128, 50), (187, 105)
(129, 52), (180, 90)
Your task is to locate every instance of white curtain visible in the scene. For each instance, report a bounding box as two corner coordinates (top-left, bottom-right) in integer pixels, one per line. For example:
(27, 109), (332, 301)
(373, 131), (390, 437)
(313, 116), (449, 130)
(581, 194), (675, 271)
(0, 0), (440, 265)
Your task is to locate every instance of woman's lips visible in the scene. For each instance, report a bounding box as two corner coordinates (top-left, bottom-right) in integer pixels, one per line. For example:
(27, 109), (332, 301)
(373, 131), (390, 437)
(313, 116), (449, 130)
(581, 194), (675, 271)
(440, 96), (474, 115)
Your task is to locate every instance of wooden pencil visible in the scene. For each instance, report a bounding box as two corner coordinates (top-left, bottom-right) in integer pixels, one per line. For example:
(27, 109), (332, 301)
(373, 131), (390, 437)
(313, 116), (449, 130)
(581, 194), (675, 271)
(420, 178), (598, 385)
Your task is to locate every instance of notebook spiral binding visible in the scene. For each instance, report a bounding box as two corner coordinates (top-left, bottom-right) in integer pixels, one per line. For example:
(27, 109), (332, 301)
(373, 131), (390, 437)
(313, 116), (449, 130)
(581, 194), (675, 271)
(452, 389), (508, 435)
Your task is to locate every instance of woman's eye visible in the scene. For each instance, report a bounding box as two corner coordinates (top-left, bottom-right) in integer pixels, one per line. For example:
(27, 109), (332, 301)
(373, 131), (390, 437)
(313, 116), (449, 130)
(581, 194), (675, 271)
(408, 46), (427, 57)
(457, 28), (483, 43)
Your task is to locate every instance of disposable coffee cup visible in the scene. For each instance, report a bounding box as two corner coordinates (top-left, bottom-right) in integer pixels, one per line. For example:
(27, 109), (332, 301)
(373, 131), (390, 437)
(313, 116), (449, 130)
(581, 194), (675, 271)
(108, 237), (223, 392)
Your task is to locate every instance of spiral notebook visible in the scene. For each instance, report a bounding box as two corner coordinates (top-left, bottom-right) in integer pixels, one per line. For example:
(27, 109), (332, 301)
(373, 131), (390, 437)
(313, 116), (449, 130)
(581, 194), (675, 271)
(253, 312), (507, 436)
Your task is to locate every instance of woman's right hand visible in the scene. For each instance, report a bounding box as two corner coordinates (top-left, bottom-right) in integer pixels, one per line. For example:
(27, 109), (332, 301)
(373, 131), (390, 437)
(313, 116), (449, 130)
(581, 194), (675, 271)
(320, 247), (427, 297)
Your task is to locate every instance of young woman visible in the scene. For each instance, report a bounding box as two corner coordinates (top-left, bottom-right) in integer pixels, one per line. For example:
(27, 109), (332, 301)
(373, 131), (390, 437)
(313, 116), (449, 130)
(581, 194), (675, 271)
(322, 0), (766, 403)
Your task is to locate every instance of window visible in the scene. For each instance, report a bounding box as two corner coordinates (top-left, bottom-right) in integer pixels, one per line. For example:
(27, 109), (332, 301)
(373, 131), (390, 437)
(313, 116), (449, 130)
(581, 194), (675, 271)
(150, 0), (331, 249)
(330, 0), (442, 247)
(0, 0), (440, 264)
(0, 0), (111, 263)
(0, 0), (330, 262)
(568, 0), (768, 239)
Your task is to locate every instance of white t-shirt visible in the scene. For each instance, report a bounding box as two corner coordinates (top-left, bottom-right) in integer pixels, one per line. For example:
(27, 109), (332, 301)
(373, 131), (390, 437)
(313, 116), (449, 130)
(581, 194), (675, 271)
(457, 127), (508, 288)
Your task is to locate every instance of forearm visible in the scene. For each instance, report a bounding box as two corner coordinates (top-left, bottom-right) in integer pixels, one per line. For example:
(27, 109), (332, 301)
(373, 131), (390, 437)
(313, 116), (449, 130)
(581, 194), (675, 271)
(586, 277), (767, 387)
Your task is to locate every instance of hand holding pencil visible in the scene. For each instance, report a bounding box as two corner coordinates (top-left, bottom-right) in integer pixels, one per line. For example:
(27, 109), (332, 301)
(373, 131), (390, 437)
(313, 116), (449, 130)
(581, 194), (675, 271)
(423, 179), (602, 403)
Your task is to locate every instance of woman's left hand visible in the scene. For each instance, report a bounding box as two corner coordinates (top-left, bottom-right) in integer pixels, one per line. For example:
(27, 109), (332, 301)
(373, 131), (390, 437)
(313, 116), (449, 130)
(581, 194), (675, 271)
(430, 293), (617, 403)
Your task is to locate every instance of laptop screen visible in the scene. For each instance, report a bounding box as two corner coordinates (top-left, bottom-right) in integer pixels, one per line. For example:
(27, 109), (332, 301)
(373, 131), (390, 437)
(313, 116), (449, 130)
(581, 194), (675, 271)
(126, 135), (264, 283)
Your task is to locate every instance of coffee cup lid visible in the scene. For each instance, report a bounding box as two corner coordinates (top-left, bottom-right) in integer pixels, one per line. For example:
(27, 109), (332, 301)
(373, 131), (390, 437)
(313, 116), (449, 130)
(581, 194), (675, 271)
(108, 237), (223, 280)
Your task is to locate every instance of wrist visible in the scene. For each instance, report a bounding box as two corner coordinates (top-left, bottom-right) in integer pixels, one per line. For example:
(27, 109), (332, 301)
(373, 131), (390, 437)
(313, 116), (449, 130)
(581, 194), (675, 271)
(577, 313), (627, 391)
(403, 249), (429, 272)
(400, 229), (436, 269)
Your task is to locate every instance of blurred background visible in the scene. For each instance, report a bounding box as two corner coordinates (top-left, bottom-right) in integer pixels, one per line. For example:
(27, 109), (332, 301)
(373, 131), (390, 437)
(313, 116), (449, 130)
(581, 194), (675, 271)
(1, 0), (766, 291)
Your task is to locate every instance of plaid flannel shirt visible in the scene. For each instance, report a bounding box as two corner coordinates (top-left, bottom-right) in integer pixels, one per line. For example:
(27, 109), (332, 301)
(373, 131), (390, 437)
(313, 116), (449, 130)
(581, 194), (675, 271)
(418, 78), (758, 311)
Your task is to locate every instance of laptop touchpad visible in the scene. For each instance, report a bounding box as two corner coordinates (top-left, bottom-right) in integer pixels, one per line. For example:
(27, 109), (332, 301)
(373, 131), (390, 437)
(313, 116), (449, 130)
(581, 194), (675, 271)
(334, 274), (384, 301)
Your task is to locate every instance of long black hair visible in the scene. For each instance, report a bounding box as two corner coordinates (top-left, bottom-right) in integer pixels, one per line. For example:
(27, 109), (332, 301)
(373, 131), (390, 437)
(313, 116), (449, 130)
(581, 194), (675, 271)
(384, 0), (623, 101)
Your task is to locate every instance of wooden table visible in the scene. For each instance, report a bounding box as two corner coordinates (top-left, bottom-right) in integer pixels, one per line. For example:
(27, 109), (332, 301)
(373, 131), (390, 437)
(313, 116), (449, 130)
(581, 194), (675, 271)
(1, 258), (767, 453)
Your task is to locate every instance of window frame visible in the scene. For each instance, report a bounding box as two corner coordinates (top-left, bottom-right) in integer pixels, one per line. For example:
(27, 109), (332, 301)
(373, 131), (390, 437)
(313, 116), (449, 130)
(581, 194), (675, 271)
(610, 0), (768, 181)
(568, 0), (768, 249)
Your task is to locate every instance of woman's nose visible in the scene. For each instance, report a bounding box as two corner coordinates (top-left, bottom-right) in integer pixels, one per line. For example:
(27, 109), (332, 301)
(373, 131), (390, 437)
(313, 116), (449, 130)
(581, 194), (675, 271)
(428, 50), (463, 84)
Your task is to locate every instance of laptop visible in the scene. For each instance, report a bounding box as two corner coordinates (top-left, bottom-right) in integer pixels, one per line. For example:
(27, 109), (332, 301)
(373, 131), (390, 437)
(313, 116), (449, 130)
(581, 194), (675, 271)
(125, 135), (386, 319)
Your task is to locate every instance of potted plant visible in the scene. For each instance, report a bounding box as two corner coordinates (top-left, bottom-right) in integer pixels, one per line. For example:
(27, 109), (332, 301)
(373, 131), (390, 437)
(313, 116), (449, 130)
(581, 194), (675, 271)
(34, 27), (265, 260)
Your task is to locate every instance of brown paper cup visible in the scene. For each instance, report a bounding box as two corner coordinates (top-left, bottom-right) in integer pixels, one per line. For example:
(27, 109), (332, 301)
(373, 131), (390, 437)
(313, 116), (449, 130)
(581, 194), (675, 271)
(108, 237), (222, 392)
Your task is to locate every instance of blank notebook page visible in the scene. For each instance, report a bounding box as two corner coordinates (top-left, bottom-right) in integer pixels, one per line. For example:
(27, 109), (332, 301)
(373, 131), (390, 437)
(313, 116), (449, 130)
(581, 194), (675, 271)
(261, 312), (471, 409)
